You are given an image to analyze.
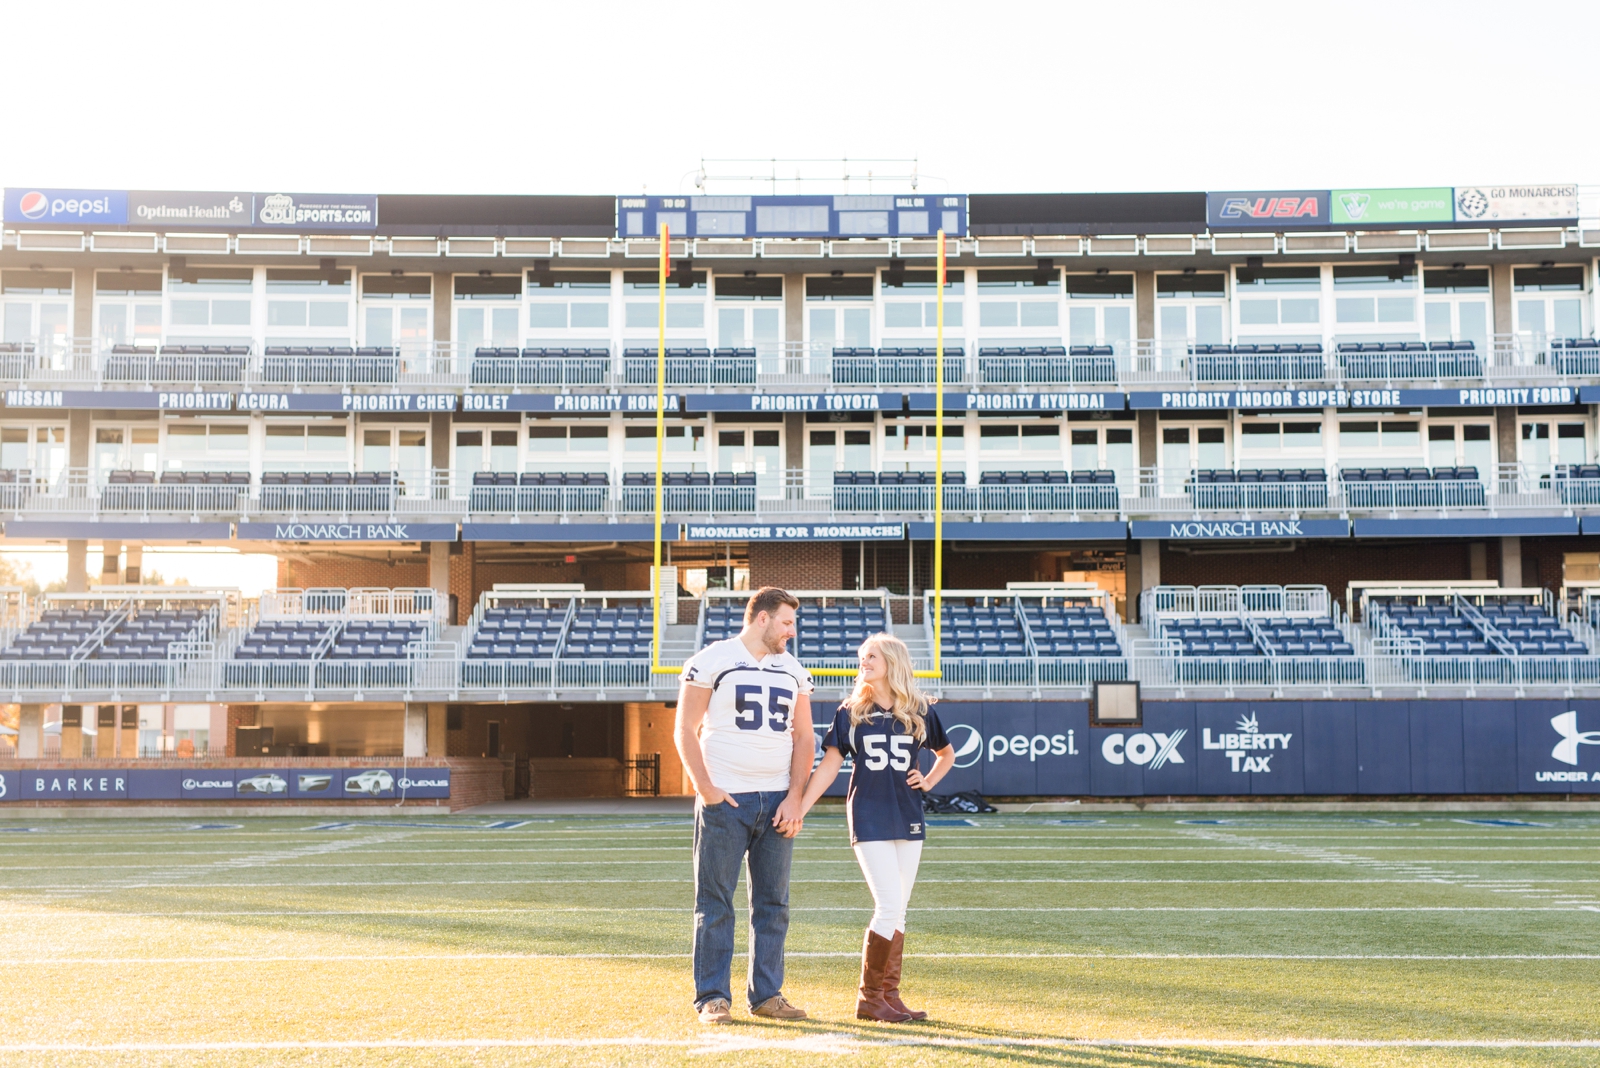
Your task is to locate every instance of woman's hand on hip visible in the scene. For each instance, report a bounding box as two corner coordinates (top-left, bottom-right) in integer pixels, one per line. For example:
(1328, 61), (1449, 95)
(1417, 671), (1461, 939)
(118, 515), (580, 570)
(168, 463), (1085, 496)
(905, 768), (926, 791)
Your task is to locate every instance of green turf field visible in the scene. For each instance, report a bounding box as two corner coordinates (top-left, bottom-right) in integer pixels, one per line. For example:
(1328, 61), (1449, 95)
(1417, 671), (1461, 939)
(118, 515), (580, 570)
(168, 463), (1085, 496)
(0, 809), (1596, 1067)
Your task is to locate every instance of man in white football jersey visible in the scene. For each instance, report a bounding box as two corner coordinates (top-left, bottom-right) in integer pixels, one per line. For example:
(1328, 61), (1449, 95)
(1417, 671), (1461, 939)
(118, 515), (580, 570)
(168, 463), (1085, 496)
(675, 586), (814, 1024)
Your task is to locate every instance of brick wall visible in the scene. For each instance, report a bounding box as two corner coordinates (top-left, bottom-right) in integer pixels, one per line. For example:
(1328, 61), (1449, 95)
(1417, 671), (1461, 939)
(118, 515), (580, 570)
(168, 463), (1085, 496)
(278, 554), (430, 591)
(749, 542), (843, 592)
(1521, 536), (1600, 598)
(626, 701), (689, 795)
(225, 705), (258, 757)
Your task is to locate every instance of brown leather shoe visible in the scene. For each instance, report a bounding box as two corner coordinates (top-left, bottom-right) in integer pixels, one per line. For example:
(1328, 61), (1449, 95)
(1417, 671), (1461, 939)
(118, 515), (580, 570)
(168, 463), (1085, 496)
(697, 998), (732, 1024)
(751, 994), (807, 1020)
(882, 930), (928, 1020)
(856, 929), (912, 1022)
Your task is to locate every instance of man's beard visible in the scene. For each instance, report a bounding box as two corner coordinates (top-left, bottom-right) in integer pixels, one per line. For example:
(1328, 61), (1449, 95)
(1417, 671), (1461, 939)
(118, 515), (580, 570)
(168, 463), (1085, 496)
(762, 630), (789, 655)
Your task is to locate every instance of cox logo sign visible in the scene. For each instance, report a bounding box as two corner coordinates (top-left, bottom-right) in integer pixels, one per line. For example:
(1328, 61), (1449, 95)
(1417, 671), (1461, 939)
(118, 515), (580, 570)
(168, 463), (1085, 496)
(1100, 729), (1187, 769)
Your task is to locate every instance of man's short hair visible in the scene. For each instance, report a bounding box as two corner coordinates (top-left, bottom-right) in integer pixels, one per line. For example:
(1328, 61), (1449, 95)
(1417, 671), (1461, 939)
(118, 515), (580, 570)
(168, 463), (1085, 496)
(744, 586), (800, 625)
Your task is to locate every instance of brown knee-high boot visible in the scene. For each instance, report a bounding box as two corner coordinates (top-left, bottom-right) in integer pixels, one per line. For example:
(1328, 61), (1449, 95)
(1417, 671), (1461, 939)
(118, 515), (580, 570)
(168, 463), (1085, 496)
(856, 929), (912, 1022)
(882, 930), (927, 1020)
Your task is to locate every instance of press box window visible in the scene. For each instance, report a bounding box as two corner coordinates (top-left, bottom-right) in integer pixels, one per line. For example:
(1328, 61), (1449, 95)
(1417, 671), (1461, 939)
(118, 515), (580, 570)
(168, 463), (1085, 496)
(169, 268), (253, 327)
(1237, 266), (1320, 326)
(1241, 421), (1322, 453)
(96, 272), (162, 296)
(882, 269), (962, 329)
(979, 424), (1060, 452)
(1424, 269), (1489, 294)
(1339, 420), (1420, 451)
(167, 423), (250, 468)
(454, 429), (519, 472)
(267, 268), (351, 329)
(624, 425), (705, 454)
(453, 276), (522, 299)
(1334, 265), (1416, 324)
(527, 425), (609, 461)
(804, 276), (874, 300)
(1513, 267), (1584, 291)
(263, 424), (348, 468)
(362, 276), (432, 299)
(714, 277), (783, 300)
(1156, 273), (1226, 298)
(625, 270), (705, 329)
(1, 270), (73, 295)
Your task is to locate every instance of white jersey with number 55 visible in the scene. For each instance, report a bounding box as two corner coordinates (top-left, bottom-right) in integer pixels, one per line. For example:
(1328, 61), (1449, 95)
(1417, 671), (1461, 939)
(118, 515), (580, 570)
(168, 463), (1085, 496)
(682, 636), (814, 793)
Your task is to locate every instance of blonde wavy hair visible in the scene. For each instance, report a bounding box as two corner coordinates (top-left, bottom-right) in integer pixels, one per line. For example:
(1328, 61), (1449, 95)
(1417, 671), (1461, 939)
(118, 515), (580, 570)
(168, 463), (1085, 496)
(845, 633), (930, 743)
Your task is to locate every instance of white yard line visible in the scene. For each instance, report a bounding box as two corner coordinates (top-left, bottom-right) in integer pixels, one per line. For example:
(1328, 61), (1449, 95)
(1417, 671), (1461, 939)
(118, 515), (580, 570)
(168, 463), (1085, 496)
(0, 1036), (1595, 1054)
(2, 952), (1598, 964)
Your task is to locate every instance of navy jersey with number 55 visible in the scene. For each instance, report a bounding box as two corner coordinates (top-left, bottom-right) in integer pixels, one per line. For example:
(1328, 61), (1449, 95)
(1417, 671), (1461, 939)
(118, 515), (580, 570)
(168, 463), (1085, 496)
(822, 704), (948, 844)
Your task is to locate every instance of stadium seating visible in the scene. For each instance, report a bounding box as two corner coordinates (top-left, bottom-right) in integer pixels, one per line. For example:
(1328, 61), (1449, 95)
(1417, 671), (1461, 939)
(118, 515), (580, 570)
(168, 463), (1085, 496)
(469, 471), (610, 513)
(470, 347), (610, 385)
(1341, 467), (1486, 508)
(1191, 469), (1329, 510)
(622, 471), (754, 512)
(1, 596), (218, 663)
(261, 346), (398, 384)
(101, 470), (250, 511)
(1021, 598), (1125, 657)
(259, 471), (397, 512)
(1370, 599), (1585, 656)
(830, 346), (964, 386)
(939, 597), (1029, 658)
(1551, 338), (1600, 375)
(1191, 343), (1326, 382)
(562, 603), (654, 658)
(832, 471), (965, 511)
(1556, 464), (1600, 505)
(699, 592), (890, 661)
(622, 347), (756, 385)
(1141, 585), (1362, 685)
(105, 344), (250, 383)
(1336, 340), (1482, 380)
(977, 345), (1116, 385)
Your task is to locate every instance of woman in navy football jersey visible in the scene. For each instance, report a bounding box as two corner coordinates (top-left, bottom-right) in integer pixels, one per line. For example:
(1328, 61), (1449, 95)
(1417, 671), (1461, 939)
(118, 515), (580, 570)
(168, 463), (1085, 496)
(798, 633), (955, 1022)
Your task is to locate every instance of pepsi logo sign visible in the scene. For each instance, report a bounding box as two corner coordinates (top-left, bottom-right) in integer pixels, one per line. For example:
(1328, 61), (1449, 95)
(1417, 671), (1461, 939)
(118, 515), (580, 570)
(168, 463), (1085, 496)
(18, 191), (48, 220)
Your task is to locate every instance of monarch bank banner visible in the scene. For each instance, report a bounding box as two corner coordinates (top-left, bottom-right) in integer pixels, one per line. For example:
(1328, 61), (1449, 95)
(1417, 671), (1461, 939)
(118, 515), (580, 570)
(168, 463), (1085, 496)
(236, 522), (457, 542)
(1132, 519), (1350, 540)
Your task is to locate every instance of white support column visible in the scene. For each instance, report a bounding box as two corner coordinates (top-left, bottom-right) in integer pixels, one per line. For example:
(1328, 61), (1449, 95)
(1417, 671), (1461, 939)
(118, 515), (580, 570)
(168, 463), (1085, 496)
(101, 541), (121, 584)
(404, 704), (428, 758)
(66, 541), (88, 593)
(1501, 536), (1522, 588)
(17, 705), (42, 759)
(124, 545), (143, 584)
(1140, 539), (1161, 592)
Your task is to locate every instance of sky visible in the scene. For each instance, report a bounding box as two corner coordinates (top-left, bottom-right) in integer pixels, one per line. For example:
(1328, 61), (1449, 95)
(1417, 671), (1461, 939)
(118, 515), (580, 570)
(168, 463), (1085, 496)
(3, 0), (1599, 198)
(0, 0), (1594, 594)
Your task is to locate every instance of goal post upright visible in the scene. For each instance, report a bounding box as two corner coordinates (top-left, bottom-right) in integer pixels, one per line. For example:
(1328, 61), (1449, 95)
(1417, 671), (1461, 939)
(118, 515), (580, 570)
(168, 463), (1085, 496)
(651, 226), (678, 676)
(914, 228), (946, 680)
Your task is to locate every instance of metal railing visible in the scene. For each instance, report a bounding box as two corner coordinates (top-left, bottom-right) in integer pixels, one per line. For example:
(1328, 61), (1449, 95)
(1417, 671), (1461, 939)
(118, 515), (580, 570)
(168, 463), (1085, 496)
(8, 330), (1600, 393)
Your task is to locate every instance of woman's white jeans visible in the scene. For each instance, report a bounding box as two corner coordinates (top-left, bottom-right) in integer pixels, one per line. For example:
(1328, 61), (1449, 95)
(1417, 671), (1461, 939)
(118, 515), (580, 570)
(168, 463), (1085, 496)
(852, 839), (924, 940)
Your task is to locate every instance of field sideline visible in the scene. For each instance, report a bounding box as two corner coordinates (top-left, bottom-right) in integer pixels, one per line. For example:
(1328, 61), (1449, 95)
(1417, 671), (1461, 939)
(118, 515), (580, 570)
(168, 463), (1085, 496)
(0, 811), (1596, 1067)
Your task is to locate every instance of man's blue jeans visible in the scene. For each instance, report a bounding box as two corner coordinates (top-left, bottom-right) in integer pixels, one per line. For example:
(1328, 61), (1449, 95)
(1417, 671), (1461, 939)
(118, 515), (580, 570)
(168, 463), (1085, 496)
(692, 791), (793, 1009)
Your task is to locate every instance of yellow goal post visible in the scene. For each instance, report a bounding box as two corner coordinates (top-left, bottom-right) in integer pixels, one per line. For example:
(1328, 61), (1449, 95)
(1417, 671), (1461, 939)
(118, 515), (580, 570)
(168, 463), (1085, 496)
(652, 227), (946, 681)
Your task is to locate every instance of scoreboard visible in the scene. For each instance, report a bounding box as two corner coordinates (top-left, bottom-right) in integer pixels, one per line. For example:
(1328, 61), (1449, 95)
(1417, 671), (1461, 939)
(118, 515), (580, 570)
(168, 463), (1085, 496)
(615, 194), (966, 239)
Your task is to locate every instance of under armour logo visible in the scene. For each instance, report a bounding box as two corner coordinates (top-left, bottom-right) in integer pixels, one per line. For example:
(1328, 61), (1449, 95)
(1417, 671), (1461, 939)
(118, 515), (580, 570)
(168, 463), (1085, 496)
(1551, 711), (1600, 766)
